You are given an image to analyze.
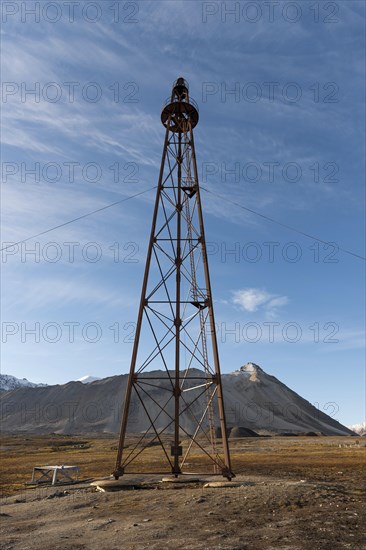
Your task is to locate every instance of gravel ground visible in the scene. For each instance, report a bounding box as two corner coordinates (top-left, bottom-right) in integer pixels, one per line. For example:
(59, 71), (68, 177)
(1, 472), (365, 550)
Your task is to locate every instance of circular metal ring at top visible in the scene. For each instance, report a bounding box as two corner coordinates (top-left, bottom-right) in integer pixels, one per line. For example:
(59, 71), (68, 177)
(161, 97), (199, 132)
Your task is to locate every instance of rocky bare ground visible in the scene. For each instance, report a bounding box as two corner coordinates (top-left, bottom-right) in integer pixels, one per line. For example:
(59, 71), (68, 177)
(1, 472), (365, 550)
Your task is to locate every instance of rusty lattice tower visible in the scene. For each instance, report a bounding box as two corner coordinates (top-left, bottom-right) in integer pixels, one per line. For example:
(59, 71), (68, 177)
(114, 78), (233, 480)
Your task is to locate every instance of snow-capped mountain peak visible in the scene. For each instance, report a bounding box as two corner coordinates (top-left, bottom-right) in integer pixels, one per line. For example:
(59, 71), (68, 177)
(0, 374), (47, 392)
(77, 375), (101, 384)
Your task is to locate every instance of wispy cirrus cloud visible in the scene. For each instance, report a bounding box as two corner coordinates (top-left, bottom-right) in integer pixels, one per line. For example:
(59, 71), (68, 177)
(3, 275), (138, 314)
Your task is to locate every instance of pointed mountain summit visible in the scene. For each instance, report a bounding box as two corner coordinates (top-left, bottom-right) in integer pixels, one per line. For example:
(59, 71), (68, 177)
(238, 362), (263, 381)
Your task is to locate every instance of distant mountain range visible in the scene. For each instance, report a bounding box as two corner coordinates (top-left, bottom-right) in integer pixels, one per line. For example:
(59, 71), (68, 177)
(0, 374), (101, 391)
(0, 364), (356, 436)
(0, 374), (47, 392)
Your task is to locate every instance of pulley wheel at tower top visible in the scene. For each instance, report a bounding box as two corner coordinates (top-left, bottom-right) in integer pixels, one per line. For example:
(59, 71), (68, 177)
(161, 101), (199, 132)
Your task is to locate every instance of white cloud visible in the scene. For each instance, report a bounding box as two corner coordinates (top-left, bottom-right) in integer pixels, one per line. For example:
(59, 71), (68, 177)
(233, 288), (270, 312)
(2, 275), (138, 314)
(232, 288), (289, 318)
(266, 296), (289, 309)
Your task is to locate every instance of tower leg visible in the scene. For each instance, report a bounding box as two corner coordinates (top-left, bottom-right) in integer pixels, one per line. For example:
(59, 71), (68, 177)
(114, 122), (172, 479)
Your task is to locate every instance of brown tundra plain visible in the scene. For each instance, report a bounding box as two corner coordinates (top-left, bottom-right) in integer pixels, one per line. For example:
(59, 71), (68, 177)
(0, 434), (365, 550)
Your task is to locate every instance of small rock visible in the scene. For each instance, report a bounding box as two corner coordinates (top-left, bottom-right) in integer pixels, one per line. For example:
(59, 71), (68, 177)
(142, 518), (151, 522)
(47, 490), (66, 499)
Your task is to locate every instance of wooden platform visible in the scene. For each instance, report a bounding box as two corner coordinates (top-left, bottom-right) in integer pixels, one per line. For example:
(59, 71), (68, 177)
(27, 465), (79, 486)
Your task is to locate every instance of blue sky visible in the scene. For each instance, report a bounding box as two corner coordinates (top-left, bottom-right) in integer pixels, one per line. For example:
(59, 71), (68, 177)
(1, 0), (365, 426)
